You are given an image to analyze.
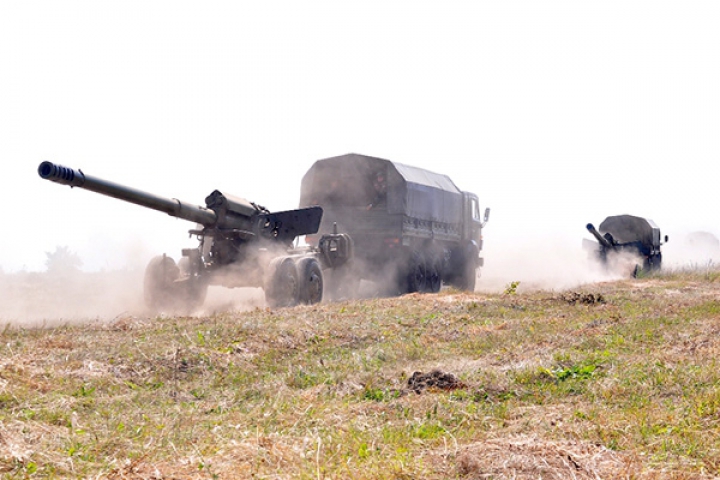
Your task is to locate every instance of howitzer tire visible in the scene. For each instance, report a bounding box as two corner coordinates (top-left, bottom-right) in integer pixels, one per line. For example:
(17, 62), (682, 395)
(297, 257), (323, 305)
(407, 250), (427, 293)
(265, 258), (300, 308)
(144, 255), (180, 312)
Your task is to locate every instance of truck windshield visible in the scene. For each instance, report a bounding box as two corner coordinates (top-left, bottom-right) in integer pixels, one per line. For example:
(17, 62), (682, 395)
(472, 198), (480, 221)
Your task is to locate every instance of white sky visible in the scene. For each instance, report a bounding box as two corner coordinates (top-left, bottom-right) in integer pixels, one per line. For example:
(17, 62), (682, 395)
(1, 1), (718, 273)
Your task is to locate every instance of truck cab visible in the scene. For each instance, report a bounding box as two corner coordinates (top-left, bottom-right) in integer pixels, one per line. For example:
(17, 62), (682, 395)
(462, 192), (490, 265)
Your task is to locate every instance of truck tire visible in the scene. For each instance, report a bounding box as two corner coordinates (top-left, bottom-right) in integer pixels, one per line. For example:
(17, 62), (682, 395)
(636, 252), (662, 277)
(144, 254), (180, 311)
(407, 250), (427, 293)
(265, 257), (300, 308)
(649, 252), (662, 271)
(426, 255), (442, 293)
(297, 257), (323, 305)
(456, 259), (477, 292)
(452, 244), (478, 292)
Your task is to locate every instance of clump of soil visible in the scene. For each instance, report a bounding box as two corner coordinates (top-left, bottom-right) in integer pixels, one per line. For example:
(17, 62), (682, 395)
(559, 292), (605, 305)
(407, 370), (466, 393)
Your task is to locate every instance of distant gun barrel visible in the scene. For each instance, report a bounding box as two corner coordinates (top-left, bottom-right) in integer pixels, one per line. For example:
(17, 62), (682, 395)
(38, 161), (217, 226)
(586, 223), (614, 249)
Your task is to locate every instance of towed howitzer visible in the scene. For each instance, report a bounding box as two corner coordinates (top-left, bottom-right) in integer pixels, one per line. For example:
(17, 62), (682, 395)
(38, 161), (352, 310)
(584, 214), (667, 276)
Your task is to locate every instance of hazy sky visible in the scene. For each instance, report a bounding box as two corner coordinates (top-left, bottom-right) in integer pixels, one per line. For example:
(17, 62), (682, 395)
(2, 1), (718, 273)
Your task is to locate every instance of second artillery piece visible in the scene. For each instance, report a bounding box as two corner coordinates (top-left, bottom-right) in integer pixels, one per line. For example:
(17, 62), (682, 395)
(38, 161), (353, 311)
(584, 214), (668, 276)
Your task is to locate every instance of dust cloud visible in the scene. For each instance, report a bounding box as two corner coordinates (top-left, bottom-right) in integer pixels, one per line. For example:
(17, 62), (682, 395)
(0, 265), (265, 328)
(476, 236), (629, 294)
(476, 229), (720, 294)
(3, 229), (719, 327)
(318, 233), (634, 300)
(662, 231), (720, 270)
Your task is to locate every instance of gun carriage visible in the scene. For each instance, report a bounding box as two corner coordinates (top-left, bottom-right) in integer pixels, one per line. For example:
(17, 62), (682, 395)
(38, 161), (352, 311)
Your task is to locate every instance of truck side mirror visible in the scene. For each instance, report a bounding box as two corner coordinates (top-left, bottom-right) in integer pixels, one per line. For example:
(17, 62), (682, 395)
(664, 235), (669, 243)
(483, 208), (490, 223)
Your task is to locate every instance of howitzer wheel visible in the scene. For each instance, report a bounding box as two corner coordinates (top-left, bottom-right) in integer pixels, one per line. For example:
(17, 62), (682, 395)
(144, 255), (180, 311)
(265, 257), (300, 308)
(297, 257), (323, 305)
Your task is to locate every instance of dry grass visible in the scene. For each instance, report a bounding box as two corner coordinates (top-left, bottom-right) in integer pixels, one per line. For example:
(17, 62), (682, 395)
(456, 434), (635, 479)
(2, 271), (720, 478)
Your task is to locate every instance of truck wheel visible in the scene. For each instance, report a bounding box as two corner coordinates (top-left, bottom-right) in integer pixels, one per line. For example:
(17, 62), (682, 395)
(407, 251), (427, 293)
(457, 260), (477, 292)
(144, 254), (180, 311)
(650, 253), (662, 271)
(426, 256), (442, 293)
(266, 258), (300, 308)
(453, 244), (478, 292)
(297, 258), (323, 305)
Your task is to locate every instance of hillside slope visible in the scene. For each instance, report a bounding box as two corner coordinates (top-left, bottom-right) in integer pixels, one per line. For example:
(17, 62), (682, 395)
(2, 271), (720, 478)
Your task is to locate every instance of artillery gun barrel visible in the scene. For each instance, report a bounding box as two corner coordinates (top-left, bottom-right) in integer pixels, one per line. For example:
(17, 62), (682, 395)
(38, 161), (217, 226)
(586, 223), (614, 249)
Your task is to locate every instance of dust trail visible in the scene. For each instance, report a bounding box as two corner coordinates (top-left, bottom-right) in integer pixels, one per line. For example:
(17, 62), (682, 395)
(662, 231), (720, 270)
(476, 236), (628, 294)
(0, 269), (146, 327)
(0, 268), (265, 327)
(4, 230), (717, 326)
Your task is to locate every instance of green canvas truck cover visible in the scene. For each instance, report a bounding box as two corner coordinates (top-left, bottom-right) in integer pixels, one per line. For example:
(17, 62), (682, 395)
(599, 214), (660, 247)
(300, 153), (463, 224)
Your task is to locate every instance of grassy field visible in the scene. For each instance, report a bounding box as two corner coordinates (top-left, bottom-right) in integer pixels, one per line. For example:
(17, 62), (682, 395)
(2, 270), (720, 478)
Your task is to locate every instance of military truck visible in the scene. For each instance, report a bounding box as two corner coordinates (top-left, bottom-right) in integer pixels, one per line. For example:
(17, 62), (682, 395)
(299, 153), (489, 298)
(38, 161), (352, 311)
(584, 214), (668, 276)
